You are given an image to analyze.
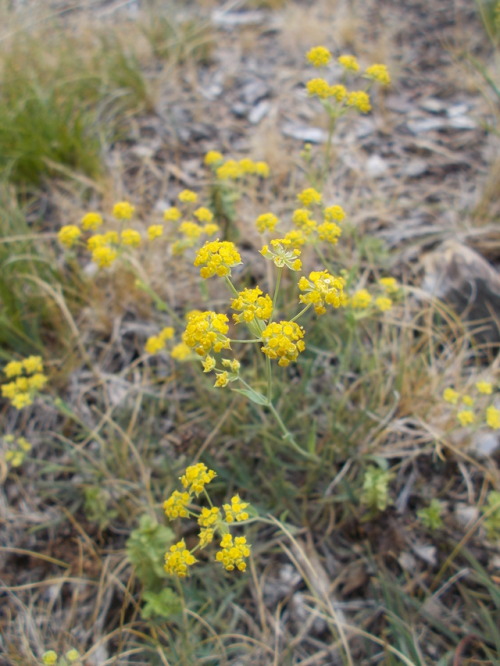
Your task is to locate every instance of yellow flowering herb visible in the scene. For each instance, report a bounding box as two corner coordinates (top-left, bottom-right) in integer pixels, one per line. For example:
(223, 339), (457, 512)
(66, 649), (80, 663)
(204, 150), (223, 166)
(215, 534), (251, 572)
(476, 381), (493, 394)
(121, 229), (141, 247)
(338, 54), (360, 71)
(462, 395), (474, 407)
(112, 201), (135, 220)
(254, 161), (270, 177)
(178, 189), (198, 203)
(486, 405), (500, 429)
(282, 230), (307, 247)
(255, 212), (279, 233)
(324, 204), (346, 222)
(350, 289), (372, 309)
(163, 490), (191, 519)
(306, 46), (332, 67)
(223, 495), (249, 522)
(298, 271), (347, 314)
(221, 358), (240, 372)
(23, 356), (43, 374)
(198, 506), (221, 528)
(330, 84), (347, 102)
(4, 361), (24, 378)
(58, 225), (81, 248)
(42, 651), (58, 665)
(203, 223), (220, 236)
(365, 64), (391, 86)
(214, 371), (229, 387)
(260, 242), (302, 271)
(171, 342), (191, 360)
(147, 224), (164, 240)
(231, 287), (273, 323)
(347, 91), (372, 113)
(183, 311), (231, 356)
(297, 187), (322, 207)
(180, 463), (216, 495)
(379, 277), (399, 293)
(104, 231), (119, 244)
(92, 246), (118, 268)
(317, 221), (342, 245)
(261, 321), (306, 366)
(306, 77), (333, 99)
(375, 296), (393, 312)
(216, 159), (243, 180)
(457, 410), (475, 426)
(81, 212), (103, 230)
(163, 206), (181, 222)
(164, 540), (197, 577)
(2, 356), (47, 409)
(292, 208), (317, 233)
(194, 207), (214, 223)
(202, 355), (216, 372)
(443, 388), (459, 404)
(194, 240), (242, 278)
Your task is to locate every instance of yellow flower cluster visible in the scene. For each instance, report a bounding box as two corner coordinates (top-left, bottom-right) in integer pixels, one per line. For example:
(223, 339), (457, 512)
(306, 46), (332, 67)
(113, 201), (135, 219)
(212, 157), (270, 180)
(298, 271), (347, 315)
(3, 434), (32, 468)
(144, 326), (175, 355)
(81, 212), (103, 230)
(443, 381), (498, 429)
(346, 90), (372, 113)
(182, 310), (231, 356)
(365, 64), (391, 86)
(58, 225), (81, 247)
(178, 189), (198, 204)
(42, 649), (80, 665)
(297, 187), (322, 207)
(260, 321), (306, 366)
(163, 464), (252, 576)
(194, 240), (242, 278)
(260, 241), (302, 271)
(348, 278), (400, 313)
(2, 356), (47, 409)
(338, 54), (360, 71)
(256, 212), (279, 233)
(231, 287), (273, 324)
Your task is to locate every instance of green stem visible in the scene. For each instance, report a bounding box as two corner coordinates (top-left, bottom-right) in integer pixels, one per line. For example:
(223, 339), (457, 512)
(268, 402), (320, 462)
(271, 267), (283, 321)
(265, 355), (272, 402)
(134, 277), (183, 326)
(291, 302), (312, 323)
(224, 276), (239, 297)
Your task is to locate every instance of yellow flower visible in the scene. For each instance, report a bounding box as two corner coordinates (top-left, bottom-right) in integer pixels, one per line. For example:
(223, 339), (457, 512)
(476, 381), (493, 395)
(87, 234), (105, 250)
(324, 205), (346, 222)
(163, 207), (181, 222)
(457, 410), (475, 426)
(215, 534), (251, 572)
(198, 506), (221, 528)
(231, 287), (273, 323)
(379, 277), (399, 293)
(194, 240), (242, 278)
(145, 335), (165, 355)
(214, 371), (229, 387)
(11, 393), (33, 409)
(6, 450), (25, 467)
(66, 649), (80, 663)
(81, 212), (103, 230)
(216, 159), (243, 180)
(306, 46), (332, 67)
(347, 91), (372, 113)
(298, 271), (347, 314)
(239, 158), (257, 174)
(121, 229), (141, 247)
(194, 207), (214, 223)
(486, 405), (500, 429)
(180, 463), (216, 495)
(443, 388), (459, 404)
(17, 437), (32, 451)
(23, 356), (43, 374)
(365, 64), (391, 86)
(147, 224), (164, 240)
(375, 296), (393, 312)
(92, 246), (118, 268)
(198, 527), (215, 548)
(203, 223), (220, 236)
(223, 495), (249, 523)
(171, 342), (191, 361)
(317, 221), (342, 245)
(204, 150), (223, 166)
(202, 355), (216, 372)
(4, 361), (24, 378)
(112, 201), (135, 220)
(27, 373), (48, 390)
(306, 78), (332, 99)
(254, 161), (270, 177)
(42, 651), (58, 665)
(282, 230), (307, 248)
(183, 311), (231, 356)
(255, 212), (279, 233)
(179, 221), (203, 240)
(260, 242), (302, 271)
(1, 382), (18, 399)
(462, 395), (474, 407)
(221, 358), (240, 372)
(350, 289), (372, 309)
(178, 189), (198, 203)
(261, 321), (306, 366)
(58, 225), (81, 248)
(292, 208), (317, 233)
(163, 490), (191, 519)
(104, 231), (119, 244)
(297, 187), (322, 207)
(164, 540), (197, 577)
(338, 54), (360, 71)
(329, 84), (347, 102)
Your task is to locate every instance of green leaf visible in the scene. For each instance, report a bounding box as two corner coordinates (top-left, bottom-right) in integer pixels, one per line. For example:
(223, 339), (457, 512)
(232, 387), (270, 406)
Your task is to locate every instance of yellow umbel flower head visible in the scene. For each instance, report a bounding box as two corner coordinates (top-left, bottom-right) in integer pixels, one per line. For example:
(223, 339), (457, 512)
(180, 463), (216, 495)
(297, 187), (322, 207)
(347, 91), (372, 113)
(113, 201), (135, 220)
(204, 150), (223, 166)
(121, 229), (141, 247)
(298, 271), (347, 314)
(306, 46), (332, 67)
(58, 225), (81, 248)
(147, 224), (164, 240)
(261, 321), (306, 366)
(317, 221), (342, 245)
(163, 490), (191, 519)
(457, 410), (475, 426)
(81, 212), (103, 230)
(194, 240), (242, 278)
(260, 241), (302, 271)
(163, 206), (181, 222)
(255, 212), (279, 233)
(443, 388), (459, 404)
(476, 381), (493, 395)
(178, 189), (198, 203)
(379, 277), (399, 293)
(306, 78), (333, 99)
(486, 405), (500, 429)
(223, 495), (249, 523)
(216, 534), (251, 572)
(324, 205), (346, 222)
(164, 540), (197, 577)
(338, 54), (360, 71)
(365, 64), (391, 86)
(350, 289), (372, 309)
(183, 310), (231, 356)
(292, 208), (317, 233)
(231, 287), (273, 324)
(375, 296), (393, 312)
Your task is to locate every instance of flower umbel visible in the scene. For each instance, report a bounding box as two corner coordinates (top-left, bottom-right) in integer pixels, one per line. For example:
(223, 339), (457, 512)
(194, 240), (242, 278)
(182, 310), (230, 356)
(216, 534), (251, 572)
(298, 271), (347, 314)
(164, 540), (197, 577)
(261, 321), (306, 366)
(180, 463), (216, 495)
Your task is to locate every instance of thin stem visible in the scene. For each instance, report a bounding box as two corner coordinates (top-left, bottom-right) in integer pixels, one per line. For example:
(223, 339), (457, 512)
(291, 303), (312, 323)
(271, 267), (283, 321)
(224, 276), (239, 297)
(268, 403), (320, 462)
(265, 355), (272, 402)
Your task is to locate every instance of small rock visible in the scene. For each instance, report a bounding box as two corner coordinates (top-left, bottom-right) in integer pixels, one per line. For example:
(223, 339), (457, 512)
(402, 158), (428, 177)
(419, 98), (447, 114)
(282, 122), (327, 143)
(365, 154), (389, 178)
(398, 551), (417, 571)
(240, 79), (270, 106)
(212, 9), (266, 28)
(454, 503), (479, 529)
(468, 431), (500, 458)
(448, 115), (476, 130)
(407, 117), (446, 133)
(231, 102), (248, 118)
(447, 103), (469, 117)
(411, 543), (437, 566)
(248, 100), (271, 124)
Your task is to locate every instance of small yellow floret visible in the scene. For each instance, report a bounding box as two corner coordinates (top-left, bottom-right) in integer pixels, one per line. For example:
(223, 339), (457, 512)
(255, 213), (279, 233)
(365, 64), (391, 86)
(81, 212), (103, 230)
(58, 225), (81, 248)
(297, 187), (322, 207)
(180, 463), (216, 495)
(486, 405), (500, 429)
(112, 201), (135, 220)
(163, 490), (191, 519)
(4, 361), (24, 378)
(23, 356), (43, 374)
(178, 189), (198, 203)
(194, 240), (242, 279)
(462, 395), (474, 407)
(375, 297), (393, 312)
(324, 205), (346, 222)
(215, 534), (251, 572)
(171, 343), (191, 360)
(261, 321), (306, 366)
(379, 277), (399, 293)
(347, 91), (372, 113)
(214, 371), (229, 387)
(306, 46), (332, 67)
(350, 289), (372, 309)
(194, 207), (214, 223)
(42, 651), (58, 665)
(204, 150), (223, 166)
(457, 410), (475, 426)
(163, 207), (181, 222)
(66, 649), (80, 663)
(92, 246), (118, 268)
(223, 495), (249, 523)
(443, 388), (459, 404)
(476, 381), (493, 395)
(121, 229), (141, 247)
(164, 540), (197, 577)
(216, 160), (243, 180)
(338, 54), (360, 71)
(306, 78), (333, 99)
(147, 224), (164, 240)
